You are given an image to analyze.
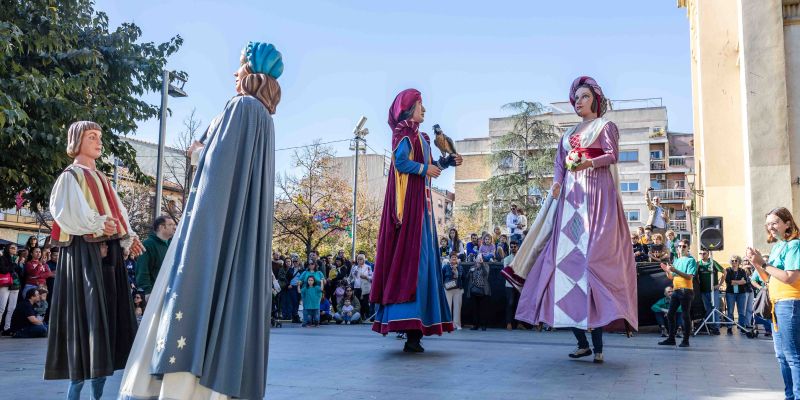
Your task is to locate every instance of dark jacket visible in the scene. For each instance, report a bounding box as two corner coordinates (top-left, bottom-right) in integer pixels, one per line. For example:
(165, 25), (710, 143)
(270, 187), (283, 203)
(135, 233), (171, 294)
(466, 262), (491, 297)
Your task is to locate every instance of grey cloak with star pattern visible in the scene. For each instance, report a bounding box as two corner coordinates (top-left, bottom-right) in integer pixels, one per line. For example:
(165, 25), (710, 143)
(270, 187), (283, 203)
(118, 95), (275, 399)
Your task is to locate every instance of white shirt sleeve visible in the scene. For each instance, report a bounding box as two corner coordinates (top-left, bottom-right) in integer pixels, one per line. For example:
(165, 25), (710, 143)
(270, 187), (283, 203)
(49, 172), (108, 237)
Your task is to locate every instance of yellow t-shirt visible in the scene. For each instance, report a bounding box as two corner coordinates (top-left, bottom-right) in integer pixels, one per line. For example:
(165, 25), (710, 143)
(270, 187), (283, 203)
(670, 255), (698, 290)
(767, 239), (800, 301)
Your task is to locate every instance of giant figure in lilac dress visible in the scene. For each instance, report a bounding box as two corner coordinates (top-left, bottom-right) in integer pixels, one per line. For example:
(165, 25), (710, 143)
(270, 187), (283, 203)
(370, 88), (461, 352)
(513, 76), (638, 363)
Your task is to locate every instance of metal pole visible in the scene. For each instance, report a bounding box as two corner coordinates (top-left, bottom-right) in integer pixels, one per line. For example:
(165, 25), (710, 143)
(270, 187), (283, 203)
(112, 156), (118, 189)
(350, 136), (360, 261)
(154, 69), (170, 222)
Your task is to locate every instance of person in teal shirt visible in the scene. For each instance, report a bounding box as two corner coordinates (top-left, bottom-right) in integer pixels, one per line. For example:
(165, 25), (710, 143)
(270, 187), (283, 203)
(747, 207), (800, 400)
(300, 276), (323, 327)
(749, 268), (772, 337)
(659, 239), (697, 347)
(651, 286), (683, 337)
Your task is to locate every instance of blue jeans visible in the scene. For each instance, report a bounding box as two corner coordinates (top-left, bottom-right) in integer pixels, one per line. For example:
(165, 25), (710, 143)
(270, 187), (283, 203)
(303, 309), (320, 326)
(726, 292), (748, 329)
(774, 300), (800, 400)
(701, 290), (721, 330)
(12, 323), (47, 338)
(67, 377), (106, 400)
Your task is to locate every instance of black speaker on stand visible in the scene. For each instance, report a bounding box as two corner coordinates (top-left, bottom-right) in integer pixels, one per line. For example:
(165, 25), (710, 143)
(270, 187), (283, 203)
(699, 216), (723, 251)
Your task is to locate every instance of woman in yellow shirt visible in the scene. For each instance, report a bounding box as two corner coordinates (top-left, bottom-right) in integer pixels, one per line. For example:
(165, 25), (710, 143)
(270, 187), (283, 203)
(747, 207), (800, 400)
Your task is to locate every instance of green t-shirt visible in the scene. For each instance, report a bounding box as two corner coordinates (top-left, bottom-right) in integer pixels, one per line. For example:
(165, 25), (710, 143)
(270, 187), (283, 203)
(696, 259), (723, 293)
(651, 296), (683, 313)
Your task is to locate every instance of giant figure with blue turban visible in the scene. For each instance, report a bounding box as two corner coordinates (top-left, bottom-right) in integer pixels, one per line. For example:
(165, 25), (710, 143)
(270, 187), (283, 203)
(119, 42), (283, 400)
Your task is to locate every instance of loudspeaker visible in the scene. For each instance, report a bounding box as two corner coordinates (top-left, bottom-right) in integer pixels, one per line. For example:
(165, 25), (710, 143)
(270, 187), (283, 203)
(699, 216), (724, 251)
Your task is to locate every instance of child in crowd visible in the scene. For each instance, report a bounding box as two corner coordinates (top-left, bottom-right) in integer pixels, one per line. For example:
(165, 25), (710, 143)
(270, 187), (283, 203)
(478, 233), (496, 262)
(34, 288), (49, 322)
(334, 281), (347, 308)
(341, 299), (354, 324)
(300, 276), (322, 327)
(320, 294), (332, 324)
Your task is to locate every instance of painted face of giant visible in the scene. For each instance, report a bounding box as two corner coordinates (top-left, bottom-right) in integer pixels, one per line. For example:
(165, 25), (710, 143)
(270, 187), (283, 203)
(79, 129), (103, 160)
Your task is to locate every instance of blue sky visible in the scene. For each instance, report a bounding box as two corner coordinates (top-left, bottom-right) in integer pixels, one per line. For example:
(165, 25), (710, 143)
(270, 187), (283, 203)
(95, 0), (691, 189)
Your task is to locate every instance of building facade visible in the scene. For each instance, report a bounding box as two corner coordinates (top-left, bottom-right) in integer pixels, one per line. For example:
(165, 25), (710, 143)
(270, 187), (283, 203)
(677, 0), (800, 258)
(454, 99), (694, 238)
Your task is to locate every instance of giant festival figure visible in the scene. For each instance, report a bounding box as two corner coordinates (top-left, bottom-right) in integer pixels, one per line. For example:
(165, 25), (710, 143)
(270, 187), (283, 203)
(45, 121), (145, 400)
(370, 88), (463, 352)
(508, 76), (638, 364)
(118, 41), (282, 399)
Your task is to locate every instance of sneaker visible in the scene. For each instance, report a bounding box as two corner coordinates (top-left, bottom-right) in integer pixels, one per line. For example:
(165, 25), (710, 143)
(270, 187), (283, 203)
(593, 353), (604, 364)
(481, 326), (487, 331)
(710, 329), (721, 336)
(0, 330), (11, 337)
(470, 326), (479, 331)
(659, 327), (667, 337)
(396, 333), (406, 340)
(727, 328), (733, 335)
(658, 338), (676, 346)
(568, 347), (593, 358)
(679, 340), (690, 348)
(403, 342), (425, 353)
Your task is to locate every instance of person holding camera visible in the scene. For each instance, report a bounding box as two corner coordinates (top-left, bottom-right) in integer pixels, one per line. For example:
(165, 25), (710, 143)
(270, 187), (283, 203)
(724, 255), (751, 335)
(658, 239), (696, 347)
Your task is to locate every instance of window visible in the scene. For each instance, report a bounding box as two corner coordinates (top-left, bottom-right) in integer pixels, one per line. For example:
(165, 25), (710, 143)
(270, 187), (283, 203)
(625, 210), (640, 222)
(650, 150), (664, 160)
(620, 181), (639, 192)
(499, 156), (513, 170)
(619, 150), (638, 162)
(674, 210), (687, 221)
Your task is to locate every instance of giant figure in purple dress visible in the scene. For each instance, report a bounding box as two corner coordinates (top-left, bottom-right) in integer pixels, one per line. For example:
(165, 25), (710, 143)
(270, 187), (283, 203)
(370, 88), (462, 353)
(513, 76), (638, 364)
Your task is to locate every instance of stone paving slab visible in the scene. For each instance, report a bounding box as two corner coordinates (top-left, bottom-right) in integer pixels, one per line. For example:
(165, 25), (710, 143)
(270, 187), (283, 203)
(0, 325), (784, 399)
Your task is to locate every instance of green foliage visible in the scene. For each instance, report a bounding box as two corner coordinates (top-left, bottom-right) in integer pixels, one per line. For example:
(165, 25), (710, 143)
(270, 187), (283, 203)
(0, 0), (184, 210)
(468, 101), (560, 228)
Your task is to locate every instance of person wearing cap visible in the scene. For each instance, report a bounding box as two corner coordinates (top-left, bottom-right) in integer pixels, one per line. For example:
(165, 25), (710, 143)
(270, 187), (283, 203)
(119, 41), (283, 400)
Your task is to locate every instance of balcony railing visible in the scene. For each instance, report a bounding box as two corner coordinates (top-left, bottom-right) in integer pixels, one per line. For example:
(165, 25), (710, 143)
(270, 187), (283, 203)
(650, 189), (689, 202)
(669, 220), (689, 232)
(650, 160), (666, 171)
(668, 156), (694, 169)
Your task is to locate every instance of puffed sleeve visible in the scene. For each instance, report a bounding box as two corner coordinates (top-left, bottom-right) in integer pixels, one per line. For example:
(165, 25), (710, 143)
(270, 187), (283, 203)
(591, 122), (619, 168)
(49, 172), (108, 237)
(394, 137), (428, 176)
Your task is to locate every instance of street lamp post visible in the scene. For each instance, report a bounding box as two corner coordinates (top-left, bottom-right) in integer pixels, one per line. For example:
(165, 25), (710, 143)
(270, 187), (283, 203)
(154, 70), (187, 222)
(350, 116), (368, 261)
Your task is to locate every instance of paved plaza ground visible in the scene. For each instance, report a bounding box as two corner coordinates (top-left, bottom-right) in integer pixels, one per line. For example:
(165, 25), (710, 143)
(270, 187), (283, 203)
(0, 324), (786, 399)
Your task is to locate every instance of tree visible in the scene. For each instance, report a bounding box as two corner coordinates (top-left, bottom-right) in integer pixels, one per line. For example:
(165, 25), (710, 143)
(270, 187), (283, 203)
(0, 0), (184, 210)
(161, 108), (202, 222)
(117, 181), (154, 239)
(273, 142), (353, 257)
(467, 101), (560, 228)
